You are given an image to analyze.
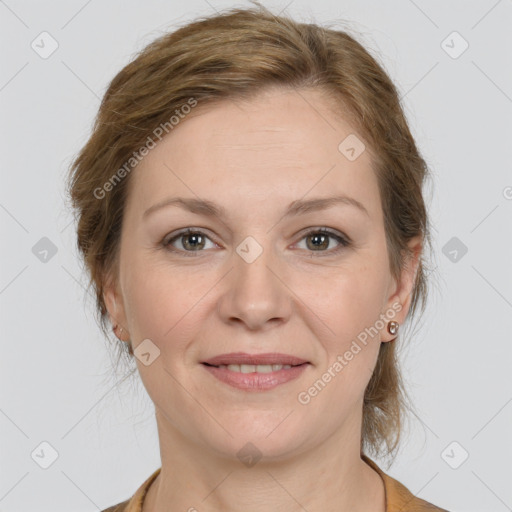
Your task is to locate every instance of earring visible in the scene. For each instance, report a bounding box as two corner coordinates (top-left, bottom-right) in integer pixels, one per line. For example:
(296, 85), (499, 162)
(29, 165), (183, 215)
(113, 324), (133, 356)
(387, 321), (399, 336)
(113, 323), (125, 340)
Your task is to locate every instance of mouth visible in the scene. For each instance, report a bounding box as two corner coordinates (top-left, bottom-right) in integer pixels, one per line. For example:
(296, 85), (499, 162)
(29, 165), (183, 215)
(202, 352), (309, 367)
(202, 362), (306, 373)
(201, 352), (311, 391)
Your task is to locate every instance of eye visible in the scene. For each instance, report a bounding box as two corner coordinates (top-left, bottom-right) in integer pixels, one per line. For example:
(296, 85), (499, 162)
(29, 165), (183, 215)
(294, 228), (351, 256)
(162, 227), (351, 257)
(163, 228), (217, 256)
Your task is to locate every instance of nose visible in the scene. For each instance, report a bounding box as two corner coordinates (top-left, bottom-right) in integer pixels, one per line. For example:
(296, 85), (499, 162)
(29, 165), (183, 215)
(216, 239), (293, 331)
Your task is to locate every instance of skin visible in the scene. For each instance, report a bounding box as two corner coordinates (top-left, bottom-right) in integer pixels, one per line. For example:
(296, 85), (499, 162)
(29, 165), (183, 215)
(104, 86), (422, 512)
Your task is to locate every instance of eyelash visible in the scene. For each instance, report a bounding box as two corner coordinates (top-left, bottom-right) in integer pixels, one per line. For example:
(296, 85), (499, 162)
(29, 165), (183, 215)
(162, 227), (351, 258)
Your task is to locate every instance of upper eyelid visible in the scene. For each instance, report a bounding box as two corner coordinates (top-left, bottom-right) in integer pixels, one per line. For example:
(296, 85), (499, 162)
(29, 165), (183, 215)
(163, 228), (217, 245)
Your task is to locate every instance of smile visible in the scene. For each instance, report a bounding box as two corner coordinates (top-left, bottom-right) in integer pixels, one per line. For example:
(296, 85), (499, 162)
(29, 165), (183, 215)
(213, 363), (295, 373)
(201, 359), (310, 391)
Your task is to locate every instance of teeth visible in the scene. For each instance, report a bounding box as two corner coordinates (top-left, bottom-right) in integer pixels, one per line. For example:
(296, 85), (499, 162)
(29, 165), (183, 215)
(218, 364), (294, 373)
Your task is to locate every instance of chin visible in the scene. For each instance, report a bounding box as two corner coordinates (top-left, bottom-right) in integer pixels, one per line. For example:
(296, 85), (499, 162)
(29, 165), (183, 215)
(193, 409), (313, 464)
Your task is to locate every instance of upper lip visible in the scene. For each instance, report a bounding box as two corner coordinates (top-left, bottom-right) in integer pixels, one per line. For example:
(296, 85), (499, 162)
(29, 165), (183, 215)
(202, 352), (309, 366)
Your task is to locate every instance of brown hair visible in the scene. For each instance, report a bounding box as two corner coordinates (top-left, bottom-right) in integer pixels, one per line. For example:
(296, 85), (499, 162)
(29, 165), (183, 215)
(66, 2), (434, 462)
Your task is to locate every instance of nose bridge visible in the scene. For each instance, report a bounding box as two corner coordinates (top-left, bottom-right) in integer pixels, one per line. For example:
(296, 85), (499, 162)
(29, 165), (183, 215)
(218, 233), (291, 328)
(236, 236), (276, 288)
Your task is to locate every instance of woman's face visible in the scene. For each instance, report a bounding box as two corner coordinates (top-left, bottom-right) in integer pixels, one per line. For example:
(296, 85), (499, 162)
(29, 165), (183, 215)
(105, 87), (420, 461)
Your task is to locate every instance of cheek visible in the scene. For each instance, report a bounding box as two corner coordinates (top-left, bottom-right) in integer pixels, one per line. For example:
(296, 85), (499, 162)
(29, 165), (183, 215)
(316, 261), (389, 347)
(121, 252), (210, 346)
(329, 261), (390, 389)
(306, 271), (385, 406)
(120, 251), (172, 336)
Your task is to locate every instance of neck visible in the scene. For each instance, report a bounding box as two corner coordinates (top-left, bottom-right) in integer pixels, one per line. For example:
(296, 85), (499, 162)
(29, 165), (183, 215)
(143, 410), (385, 512)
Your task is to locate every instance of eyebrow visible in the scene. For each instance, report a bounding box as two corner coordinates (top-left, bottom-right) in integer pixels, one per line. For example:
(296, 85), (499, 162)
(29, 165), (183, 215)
(143, 194), (369, 220)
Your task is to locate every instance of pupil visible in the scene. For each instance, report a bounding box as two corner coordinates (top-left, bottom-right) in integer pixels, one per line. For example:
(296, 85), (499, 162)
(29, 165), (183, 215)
(185, 233), (203, 250)
(309, 233), (327, 250)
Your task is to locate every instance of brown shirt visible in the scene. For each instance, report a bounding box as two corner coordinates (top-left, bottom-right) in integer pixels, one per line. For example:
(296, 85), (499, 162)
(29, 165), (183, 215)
(102, 455), (449, 511)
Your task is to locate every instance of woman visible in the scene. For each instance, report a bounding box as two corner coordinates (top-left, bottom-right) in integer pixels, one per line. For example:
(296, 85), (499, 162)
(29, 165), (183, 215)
(67, 4), (449, 511)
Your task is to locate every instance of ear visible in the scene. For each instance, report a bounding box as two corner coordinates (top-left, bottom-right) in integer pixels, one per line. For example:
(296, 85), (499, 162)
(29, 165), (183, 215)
(380, 235), (423, 342)
(103, 270), (130, 342)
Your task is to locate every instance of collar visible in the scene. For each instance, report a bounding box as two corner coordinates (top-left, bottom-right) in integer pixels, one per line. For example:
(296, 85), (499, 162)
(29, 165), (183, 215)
(109, 456), (447, 512)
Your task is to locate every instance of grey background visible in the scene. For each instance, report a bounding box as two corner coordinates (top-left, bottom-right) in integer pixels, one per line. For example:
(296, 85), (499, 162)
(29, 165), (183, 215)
(1, 0), (511, 511)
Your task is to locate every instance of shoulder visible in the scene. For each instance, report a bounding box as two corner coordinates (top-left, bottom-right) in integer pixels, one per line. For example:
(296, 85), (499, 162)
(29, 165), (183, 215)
(387, 477), (450, 511)
(100, 500), (130, 512)
(100, 467), (161, 512)
(362, 455), (450, 512)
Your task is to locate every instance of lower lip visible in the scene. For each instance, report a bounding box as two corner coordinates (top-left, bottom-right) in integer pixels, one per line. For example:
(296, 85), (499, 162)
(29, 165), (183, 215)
(202, 363), (309, 391)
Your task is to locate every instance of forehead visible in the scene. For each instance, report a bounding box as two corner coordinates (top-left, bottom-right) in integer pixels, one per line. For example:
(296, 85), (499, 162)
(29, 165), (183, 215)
(126, 87), (381, 220)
